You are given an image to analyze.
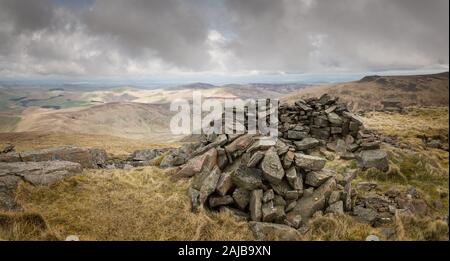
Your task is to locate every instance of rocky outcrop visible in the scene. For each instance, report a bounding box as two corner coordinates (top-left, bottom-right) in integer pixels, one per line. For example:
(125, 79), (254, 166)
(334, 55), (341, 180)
(0, 147), (107, 169)
(0, 161), (83, 210)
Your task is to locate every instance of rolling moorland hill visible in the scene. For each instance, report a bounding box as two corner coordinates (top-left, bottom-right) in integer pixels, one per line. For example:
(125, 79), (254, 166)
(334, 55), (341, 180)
(282, 72), (449, 112)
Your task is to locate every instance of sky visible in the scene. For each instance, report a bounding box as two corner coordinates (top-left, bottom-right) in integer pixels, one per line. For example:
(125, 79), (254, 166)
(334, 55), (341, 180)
(0, 0), (448, 85)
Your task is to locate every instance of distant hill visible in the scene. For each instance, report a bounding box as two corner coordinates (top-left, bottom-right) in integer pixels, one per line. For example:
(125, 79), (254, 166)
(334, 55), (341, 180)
(282, 72), (449, 112)
(14, 102), (178, 141)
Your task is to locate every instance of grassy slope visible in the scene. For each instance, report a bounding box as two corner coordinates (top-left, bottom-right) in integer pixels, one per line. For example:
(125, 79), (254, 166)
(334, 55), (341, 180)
(282, 72), (449, 112)
(10, 167), (253, 241)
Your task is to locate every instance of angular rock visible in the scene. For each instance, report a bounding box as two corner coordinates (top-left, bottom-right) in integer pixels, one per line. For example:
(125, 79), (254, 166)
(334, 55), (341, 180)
(360, 141), (381, 150)
(246, 138), (275, 154)
(335, 139), (347, 154)
(262, 201), (277, 222)
(159, 153), (186, 168)
(275, 140), (290, 155)
(20, 147), (107, 168)
(356, 149), (389, 171)
(262, 189), (274, 203)
(282, 150), (295, 169)
(294, 153), (326, 171)
(273, 195), (286, 207)
(342, 111), (364, 125)
(188, 187), (201, 212)
(199, 166), (222, 204)
(261, 148), (285, 184)
(247, 151), (265, 168)
(215, 171), (234, 196)
(130, 148), (167, 161)
(343, 183), (353, 211)
(310, 127), (330, 140)
(314, 116), (329, 127)
(319, 147), (335, 161)
(0, 161), (83, 210)
(294, 137), (320, 151)
(271, 180), (292, 198)
(273, 205), (286, 223)
(232, 188), (250, 210)
(225, 134), (254, 158)
(249, 222), (301, 241)
(285, 190), (300, 200)
(285, 167), (303, 191)
(176, 148), (217, 178)
(340, 152), (355, 160)
(216, 147), (229, 170)
(231, 165), (263, 190)
(287, 130), (308, 140)
(353, 206), (378, 225)
(0, 161), (82, 187)
(0, 152), (21, 163)
(325, 201), (344, 215)
(249, 189), (263, 221)
(285, 200), (297, 213)
(327, 112), (343, 126)
(328, 190), (342, 205)
(290, 178), (337, 221)
(285, 212), (302, 229)
(295, 100), (312, 111)
(330, 127), (342, 134)
(305, 169), (335, 187)
(325, 105), (337, 114)
(209, 195), (234, 208)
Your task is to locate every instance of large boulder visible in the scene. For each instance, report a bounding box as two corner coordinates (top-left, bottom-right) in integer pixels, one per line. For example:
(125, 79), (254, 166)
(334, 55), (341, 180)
(0, 161), (83, 210)
(129, 148), (168, 162)
(249, 222), (301, 241)
(260, 148), (285, 184)
(231, 165), (264, 190)
(289, 178), (336, 221)
(0, 152), (21, 163)
(305, 169), (336, 187)
(19, 147), (107, 168)
(294, 137), (320, 151)
(198, 167), (222, 204)
(249, 189), (263, 221)
(176, 148), (217, 178)
(225, 134), (254, 158)
(294, 153), (326, 171)
(356, 149), (389, 172)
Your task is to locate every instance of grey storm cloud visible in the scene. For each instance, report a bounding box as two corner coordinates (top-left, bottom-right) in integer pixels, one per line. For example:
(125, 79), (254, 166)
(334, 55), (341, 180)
(0, 0), (448, 77)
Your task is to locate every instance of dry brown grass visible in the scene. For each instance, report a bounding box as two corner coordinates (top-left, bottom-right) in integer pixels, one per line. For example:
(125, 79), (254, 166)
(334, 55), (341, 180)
(0, 131), (177, 155)
(11, 167), (253, 241)
(363, 107), (449, 147)
(0, 212), (60, 240)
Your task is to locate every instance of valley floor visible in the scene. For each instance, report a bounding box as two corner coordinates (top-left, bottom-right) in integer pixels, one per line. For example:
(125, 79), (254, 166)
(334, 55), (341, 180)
(0, 107), (448, 240)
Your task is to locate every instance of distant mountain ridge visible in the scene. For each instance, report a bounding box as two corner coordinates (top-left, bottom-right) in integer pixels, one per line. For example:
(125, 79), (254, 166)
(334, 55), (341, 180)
(282, 72), (449, 112)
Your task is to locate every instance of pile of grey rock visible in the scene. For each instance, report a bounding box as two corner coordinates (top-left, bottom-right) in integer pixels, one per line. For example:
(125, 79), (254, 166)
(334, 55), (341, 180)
(174, 94), (389, 233)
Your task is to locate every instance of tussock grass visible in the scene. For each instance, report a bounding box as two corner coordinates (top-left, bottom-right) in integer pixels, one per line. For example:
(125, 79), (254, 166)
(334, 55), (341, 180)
(363, 107), (449, 147)
(394, 212), (448, 241)
(12, 167), (253, 241)
(0, 212), (60, 240)
(303, 214), (374, 241)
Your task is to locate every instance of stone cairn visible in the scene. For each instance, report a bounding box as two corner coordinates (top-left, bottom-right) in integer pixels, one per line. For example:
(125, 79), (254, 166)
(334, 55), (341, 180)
(175, 94), (388, 229)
